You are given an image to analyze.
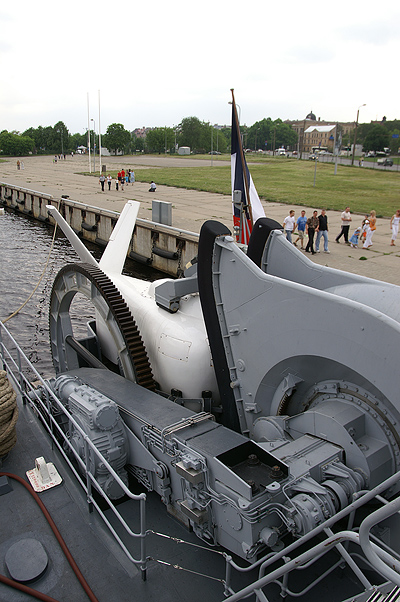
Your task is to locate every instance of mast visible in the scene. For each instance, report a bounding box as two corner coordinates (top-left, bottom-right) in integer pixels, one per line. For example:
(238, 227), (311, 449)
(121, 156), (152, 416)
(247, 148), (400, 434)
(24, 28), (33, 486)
(230, 89), (254, 226)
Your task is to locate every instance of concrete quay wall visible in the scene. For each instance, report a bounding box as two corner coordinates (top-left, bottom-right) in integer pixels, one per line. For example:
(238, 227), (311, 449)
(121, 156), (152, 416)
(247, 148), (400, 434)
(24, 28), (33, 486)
(0, 181), (199, 277)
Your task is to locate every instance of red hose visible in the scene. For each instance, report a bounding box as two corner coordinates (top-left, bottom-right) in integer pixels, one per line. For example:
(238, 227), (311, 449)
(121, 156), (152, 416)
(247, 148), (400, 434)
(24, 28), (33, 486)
(0, 573), (60, 602)
(0, 472), (100, 602)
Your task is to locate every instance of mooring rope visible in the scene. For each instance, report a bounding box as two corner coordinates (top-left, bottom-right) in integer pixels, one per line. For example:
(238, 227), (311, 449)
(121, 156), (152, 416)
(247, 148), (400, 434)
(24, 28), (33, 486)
(1, 222), (58, 324)
(0, 370), (18, 457)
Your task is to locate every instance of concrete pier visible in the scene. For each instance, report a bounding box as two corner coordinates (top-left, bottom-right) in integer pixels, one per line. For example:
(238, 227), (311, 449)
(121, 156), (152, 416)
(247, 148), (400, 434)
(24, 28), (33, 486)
(1, 154), (399, 285)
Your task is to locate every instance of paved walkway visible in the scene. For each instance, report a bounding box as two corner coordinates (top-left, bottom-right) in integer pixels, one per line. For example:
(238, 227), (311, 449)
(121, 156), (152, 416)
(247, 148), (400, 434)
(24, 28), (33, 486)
(2, 154), (400, 285)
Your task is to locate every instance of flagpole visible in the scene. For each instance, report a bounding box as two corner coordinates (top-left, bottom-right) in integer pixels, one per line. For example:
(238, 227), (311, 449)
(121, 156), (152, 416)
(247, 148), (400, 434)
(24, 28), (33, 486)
(98, 89), (102, 175)
(87, 92), (91, 174)
(230, 89), (253, 226)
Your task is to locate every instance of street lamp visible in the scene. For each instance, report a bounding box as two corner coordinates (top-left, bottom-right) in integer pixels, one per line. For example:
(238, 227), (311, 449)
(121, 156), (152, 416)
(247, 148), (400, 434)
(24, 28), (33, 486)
(351, 104), (366, 166)
(255, 128), (260, 152)
(56, 128), (64, 156)
(91, 118), (96, 172)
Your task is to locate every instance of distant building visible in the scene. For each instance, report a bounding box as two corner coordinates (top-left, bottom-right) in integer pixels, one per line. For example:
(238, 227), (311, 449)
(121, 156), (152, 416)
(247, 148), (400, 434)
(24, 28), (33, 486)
(303, 124), (336, 152)
(285, 112), (355, 154)
(133, 127), (151, 139)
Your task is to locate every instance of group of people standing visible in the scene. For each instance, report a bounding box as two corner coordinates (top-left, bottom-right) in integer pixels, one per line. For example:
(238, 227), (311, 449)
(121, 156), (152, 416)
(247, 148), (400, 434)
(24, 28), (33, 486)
(283, 206), (387, 254)
(335, 208), (377, 249)
(283, 208), (330, 254)
(99, 169), (135, 192)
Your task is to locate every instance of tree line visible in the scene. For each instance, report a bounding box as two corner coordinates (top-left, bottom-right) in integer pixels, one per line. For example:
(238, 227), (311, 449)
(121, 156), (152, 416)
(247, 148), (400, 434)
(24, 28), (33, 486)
(2, 115), (399, 157)
(0, 116), (299, 157)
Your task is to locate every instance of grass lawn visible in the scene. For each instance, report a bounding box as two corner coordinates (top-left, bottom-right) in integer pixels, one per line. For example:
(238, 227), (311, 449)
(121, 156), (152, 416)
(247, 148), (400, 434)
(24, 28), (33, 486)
(85, 155), (400, 218)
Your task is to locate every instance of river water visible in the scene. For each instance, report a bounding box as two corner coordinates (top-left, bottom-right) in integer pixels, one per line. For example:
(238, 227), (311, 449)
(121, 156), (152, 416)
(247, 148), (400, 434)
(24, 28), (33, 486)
(0, 209), (161, 378)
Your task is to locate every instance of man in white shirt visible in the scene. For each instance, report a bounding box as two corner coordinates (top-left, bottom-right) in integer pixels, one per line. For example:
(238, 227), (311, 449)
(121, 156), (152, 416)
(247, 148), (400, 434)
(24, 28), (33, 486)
(283, 210), (296, 243)
(335, 207), (352, 244)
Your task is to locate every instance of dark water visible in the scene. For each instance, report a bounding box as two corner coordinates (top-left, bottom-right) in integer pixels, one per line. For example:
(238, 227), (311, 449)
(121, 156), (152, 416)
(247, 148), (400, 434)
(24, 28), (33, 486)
(0, 209), (161, 378)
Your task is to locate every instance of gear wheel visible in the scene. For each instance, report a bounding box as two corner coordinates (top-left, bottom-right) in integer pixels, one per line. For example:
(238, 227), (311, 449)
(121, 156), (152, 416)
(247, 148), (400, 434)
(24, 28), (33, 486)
(49, 262), (155, 390)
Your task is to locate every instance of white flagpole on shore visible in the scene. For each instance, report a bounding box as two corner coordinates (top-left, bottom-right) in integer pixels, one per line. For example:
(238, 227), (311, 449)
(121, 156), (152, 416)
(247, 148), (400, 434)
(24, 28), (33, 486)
(98, 90), (102, 175)
(87, 93), (91, 173)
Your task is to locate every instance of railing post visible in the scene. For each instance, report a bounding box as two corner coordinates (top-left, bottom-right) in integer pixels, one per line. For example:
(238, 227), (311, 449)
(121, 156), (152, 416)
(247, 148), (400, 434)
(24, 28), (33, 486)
(84, 438), (94, 513)
(140, 496), (147, 581)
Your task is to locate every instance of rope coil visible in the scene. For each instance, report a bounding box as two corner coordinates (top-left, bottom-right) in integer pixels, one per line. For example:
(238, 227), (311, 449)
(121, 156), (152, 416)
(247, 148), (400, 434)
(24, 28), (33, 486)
(0, 370), (18, 457)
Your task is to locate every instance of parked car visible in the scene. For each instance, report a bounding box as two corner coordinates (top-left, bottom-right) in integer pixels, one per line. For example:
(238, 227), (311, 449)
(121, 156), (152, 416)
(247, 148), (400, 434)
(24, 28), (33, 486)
(377, 158), (393, 166)
(366, 151), (375, 158)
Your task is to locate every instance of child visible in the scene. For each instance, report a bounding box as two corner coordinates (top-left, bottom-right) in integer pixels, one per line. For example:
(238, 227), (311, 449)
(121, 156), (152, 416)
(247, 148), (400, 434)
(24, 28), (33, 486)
(360, 215), (369, 243)
(349, 227), (361, 248)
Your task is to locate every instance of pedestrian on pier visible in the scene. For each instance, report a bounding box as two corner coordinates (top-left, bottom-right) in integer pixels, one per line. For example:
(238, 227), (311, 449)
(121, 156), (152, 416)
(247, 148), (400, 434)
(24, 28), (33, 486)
(305, 211), (319, 255)
(390, 210), (400, 246)
(335, 207), (352, 244)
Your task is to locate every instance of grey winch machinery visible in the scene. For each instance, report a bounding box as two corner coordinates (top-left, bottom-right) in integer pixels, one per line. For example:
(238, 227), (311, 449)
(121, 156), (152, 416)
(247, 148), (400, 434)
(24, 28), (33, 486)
(42, 213), (400, 562)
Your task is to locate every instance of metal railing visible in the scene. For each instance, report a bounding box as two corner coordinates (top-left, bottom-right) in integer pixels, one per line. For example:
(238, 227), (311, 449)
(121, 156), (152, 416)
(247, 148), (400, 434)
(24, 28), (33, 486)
(0, 320), (148, 579)
(2, 317), (400, 600)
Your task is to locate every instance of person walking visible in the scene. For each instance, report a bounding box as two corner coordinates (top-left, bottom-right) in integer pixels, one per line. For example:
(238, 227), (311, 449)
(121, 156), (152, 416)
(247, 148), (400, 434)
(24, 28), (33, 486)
(363, 210), (377, 249)
(107, 174), (112, 191)
(99, 174), (105, 192)
(390, 209), (400, 246)
(335, 207), (352, 244)
(305, 210), (319, 255)
(315, 209), (330, 253)
(283, 210), (296, 243)
(293, 210), (307, 249)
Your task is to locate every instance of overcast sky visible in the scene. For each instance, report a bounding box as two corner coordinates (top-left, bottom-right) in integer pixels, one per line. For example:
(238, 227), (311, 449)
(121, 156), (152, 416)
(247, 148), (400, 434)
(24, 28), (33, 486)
(1, 0), (399, 135)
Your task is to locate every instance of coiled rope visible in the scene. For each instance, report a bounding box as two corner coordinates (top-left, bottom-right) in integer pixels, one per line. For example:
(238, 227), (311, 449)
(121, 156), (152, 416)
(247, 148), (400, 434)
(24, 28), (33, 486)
(0, 370), (18, 457)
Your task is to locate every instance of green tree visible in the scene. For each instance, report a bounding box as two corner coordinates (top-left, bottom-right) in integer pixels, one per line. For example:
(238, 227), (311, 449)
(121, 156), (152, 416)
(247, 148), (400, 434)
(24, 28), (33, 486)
(0, 131), (34, 156)
(70, 132), (87, 152)
(363, 125), (390, 153)
(132, 135), (145, 153)
(53, 121), (69, 154)
(103, 123), (131, 155)
(212, 128), (228, 154)
(247, 118), (297, 152)
(146, 127), (175, 153)
(179, 117), (207, 152)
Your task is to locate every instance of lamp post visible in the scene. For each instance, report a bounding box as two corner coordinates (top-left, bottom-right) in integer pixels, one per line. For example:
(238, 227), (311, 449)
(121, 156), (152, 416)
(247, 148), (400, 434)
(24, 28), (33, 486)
(56, 128), (64, 156)
(351, 104), (366, 166)
(255, 128), (260, 152)
(91, 118), (96, 172)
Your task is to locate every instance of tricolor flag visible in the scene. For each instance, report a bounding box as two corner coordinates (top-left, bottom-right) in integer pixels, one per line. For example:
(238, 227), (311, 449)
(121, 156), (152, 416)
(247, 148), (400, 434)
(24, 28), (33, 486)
(231, 90), (265, 244)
